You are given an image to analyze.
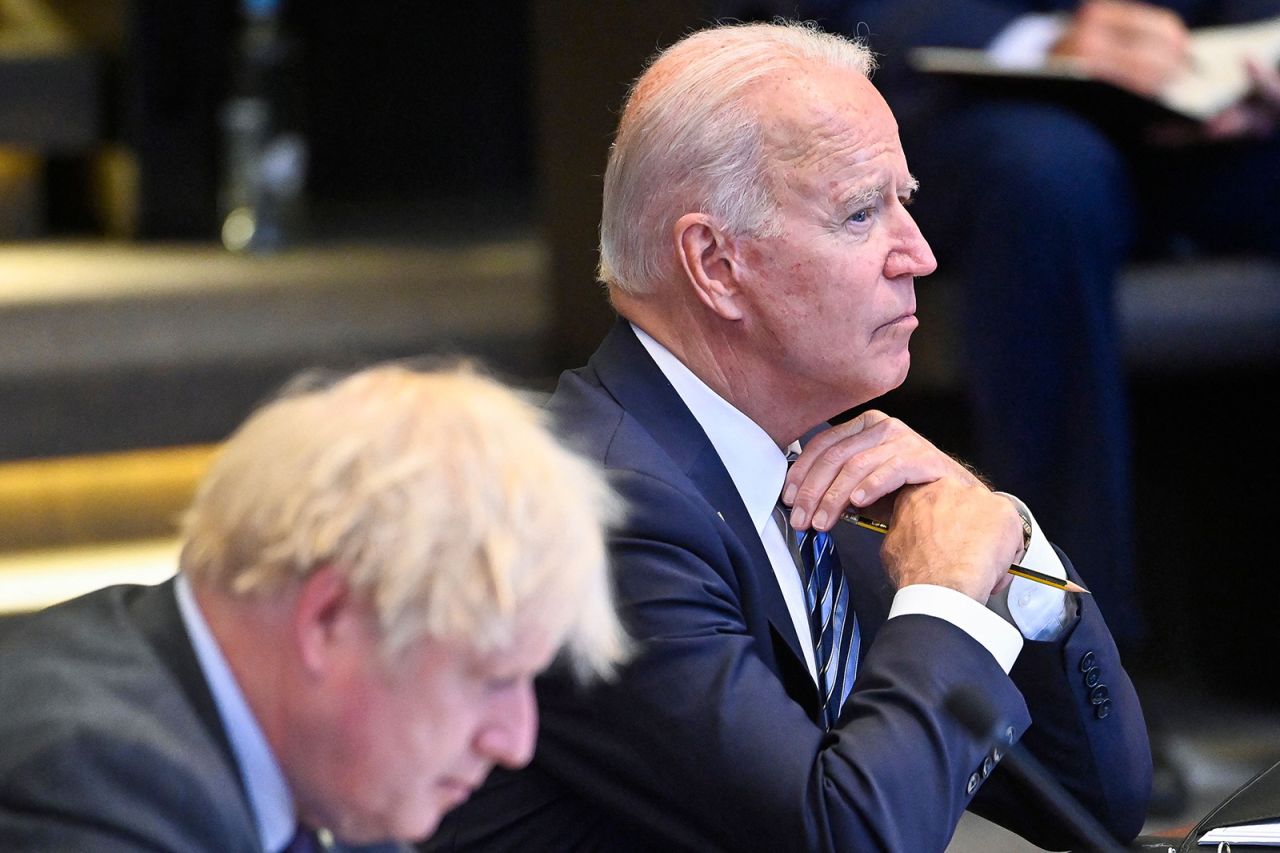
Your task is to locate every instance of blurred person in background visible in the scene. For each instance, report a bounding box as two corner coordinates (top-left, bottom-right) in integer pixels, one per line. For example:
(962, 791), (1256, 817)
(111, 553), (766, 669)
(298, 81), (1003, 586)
(0, 364), (626, 852)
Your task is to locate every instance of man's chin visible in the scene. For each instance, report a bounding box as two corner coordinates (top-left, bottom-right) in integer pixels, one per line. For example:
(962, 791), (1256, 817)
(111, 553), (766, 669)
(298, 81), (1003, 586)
(320, 805), (442, 847)
(868, 351), (912, 398)
(392, 805), (447, 845)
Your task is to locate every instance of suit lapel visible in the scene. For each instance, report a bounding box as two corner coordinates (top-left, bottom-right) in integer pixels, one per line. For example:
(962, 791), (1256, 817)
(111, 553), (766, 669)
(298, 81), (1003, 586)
(130, 580), (238, 769)
(128, 579), (262, 847)
(588, 320), (811, 672)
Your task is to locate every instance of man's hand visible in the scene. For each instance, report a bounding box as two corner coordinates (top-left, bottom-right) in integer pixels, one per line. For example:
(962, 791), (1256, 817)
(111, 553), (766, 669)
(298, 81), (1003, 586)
(881, 481), (1025, 601)
(783, 410), (982, 532)
(1205, 59), (1280, 140)
(1146, 58), (1280, 145)
(783, 412), (1023, 603)
(1051, 0), (1190, 97)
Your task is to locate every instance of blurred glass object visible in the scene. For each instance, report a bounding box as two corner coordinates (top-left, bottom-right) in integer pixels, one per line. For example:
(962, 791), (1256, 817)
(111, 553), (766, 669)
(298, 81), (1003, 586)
(219, 0), (306, 253)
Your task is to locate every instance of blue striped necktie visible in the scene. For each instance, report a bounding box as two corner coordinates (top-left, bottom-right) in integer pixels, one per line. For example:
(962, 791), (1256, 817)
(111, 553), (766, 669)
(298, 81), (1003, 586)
(778, 493), (860, 729)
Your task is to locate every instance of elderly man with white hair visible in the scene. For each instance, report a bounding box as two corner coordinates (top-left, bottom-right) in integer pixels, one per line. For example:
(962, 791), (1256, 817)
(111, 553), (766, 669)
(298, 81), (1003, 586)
(0, 364), (626, 852)
(429, 20), (1151, 853)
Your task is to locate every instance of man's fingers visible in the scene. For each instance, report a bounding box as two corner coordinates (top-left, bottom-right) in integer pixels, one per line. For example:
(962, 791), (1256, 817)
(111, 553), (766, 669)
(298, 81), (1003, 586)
(791, 439), (957, 530)
(1057, 0), (1191, 96)
(787, 411), (888, 461)
(808, 449), (908, 530)
(1082, 38), (1185, 95)
(783, 411), (891, 503)
(1247, 58), (1280, 107)
(1204, 105), (1256, 139)
(789, 441), (896, 529)
(1205, 61), (1280, 140)
(1081, 0), (1189, 55)
(787, 416), (918, 523)
(785, 413), (985, 531)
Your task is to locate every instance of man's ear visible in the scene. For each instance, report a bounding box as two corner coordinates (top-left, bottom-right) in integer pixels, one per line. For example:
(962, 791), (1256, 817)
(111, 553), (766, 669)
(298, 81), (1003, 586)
(673, 212), (745, 321)
(292, 564), (359, 676)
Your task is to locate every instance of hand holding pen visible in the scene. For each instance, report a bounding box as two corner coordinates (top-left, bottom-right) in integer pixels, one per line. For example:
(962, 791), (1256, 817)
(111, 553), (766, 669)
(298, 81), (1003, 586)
(783, 415), (1088, 600)
(840, 509), (1088, 594)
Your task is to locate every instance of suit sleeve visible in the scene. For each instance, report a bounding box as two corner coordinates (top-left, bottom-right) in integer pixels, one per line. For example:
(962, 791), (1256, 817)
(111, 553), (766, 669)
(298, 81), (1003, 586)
(0, 717), (257, 853)
(536, 469), (1102, 852)
(970, 546), (1153, 847)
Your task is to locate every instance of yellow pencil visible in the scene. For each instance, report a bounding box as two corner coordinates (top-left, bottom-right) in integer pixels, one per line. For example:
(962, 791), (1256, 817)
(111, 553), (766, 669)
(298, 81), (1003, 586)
(837, 510), (1091, 595)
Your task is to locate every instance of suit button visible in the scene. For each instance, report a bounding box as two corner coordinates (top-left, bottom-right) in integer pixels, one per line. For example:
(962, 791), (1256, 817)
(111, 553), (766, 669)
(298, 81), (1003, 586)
(1095, 698), (1113, 719)
(1089, 684), (1110, 705)
(982, 755), (995, 777)
(966, 772), (981, 795)
(1079, 651), (1097, 672)
(1083, 666), (1101, 688)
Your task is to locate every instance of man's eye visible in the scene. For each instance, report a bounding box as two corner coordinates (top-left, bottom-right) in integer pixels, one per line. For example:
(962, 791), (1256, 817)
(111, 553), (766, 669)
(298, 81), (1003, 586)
(847, 207), (873, 225)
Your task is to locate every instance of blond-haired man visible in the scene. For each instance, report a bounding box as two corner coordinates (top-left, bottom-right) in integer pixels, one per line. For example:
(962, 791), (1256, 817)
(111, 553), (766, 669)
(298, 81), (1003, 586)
(0, 364), (625, 852)
(431, 21), (1150, 852)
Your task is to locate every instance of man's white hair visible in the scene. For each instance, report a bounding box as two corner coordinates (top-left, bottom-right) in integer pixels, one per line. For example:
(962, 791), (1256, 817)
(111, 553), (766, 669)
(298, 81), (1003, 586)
(598, 21), (875, 296)
(180, 363), (626, 680)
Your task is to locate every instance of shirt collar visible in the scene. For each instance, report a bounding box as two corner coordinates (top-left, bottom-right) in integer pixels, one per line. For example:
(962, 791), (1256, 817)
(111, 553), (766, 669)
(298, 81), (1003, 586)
(175, 574), (296, 853)
(632, 323), (796, 534)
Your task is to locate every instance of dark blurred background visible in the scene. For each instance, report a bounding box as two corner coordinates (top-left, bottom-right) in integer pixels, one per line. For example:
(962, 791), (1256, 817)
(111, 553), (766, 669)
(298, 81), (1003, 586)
(0, 1), (718, 453)
(2, 2), (1277, 845)
(19, 2), (538, 240)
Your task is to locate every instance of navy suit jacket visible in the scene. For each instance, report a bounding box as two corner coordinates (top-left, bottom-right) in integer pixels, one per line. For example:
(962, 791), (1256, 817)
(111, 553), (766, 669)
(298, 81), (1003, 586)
(428, 320), (1151, 852)
(0, 580), (405, 853)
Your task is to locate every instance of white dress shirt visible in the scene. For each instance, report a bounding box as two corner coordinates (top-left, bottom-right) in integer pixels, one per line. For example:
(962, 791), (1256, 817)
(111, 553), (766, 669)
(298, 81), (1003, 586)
(988, 13), (1071, 67)
(632, 324), (1072, 678)
(175, 574), (296, 853)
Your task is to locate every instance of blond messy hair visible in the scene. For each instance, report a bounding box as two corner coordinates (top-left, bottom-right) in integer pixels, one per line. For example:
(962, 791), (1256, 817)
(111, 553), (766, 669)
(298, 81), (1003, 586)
(180, 363), (626, 680)
(599, 21), (875, 296)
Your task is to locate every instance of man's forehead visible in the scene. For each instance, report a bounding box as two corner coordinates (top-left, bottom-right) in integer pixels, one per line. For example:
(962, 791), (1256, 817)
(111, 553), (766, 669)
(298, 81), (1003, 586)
(754, 68), (892, 166)
(432, 621), (557, 674)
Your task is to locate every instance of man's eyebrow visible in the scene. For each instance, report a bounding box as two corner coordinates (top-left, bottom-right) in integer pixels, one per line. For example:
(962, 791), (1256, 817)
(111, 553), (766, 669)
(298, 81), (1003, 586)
(840, 183), (884, 209)
(840, 175), (920, 208)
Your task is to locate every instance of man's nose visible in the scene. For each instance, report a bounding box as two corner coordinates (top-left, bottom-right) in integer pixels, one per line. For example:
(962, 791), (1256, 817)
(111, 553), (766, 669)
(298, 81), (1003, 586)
(477, 680), (539, 769)
(885, 208), (937, 280)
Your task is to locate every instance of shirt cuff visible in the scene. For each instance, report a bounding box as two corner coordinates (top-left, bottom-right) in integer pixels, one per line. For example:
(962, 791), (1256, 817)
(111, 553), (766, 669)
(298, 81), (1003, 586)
(889, 584), (1023, 673)
(991, 493), (1075, 641)
(987, 12), (1069, 68)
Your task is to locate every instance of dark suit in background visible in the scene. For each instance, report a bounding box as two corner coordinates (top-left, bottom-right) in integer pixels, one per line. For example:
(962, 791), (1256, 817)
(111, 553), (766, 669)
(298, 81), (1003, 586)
(0, 580), (401, 853)
(799, 0), (1280, 649)
(428, 321), (1151, 852)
